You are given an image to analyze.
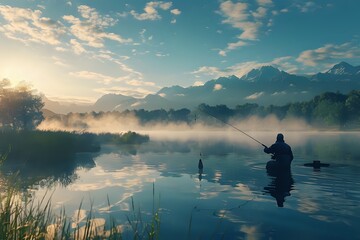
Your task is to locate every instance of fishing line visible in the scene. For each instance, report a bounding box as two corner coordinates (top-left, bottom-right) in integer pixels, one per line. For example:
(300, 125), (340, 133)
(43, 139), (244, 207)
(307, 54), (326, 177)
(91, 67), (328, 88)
(198, 108), (267, 148)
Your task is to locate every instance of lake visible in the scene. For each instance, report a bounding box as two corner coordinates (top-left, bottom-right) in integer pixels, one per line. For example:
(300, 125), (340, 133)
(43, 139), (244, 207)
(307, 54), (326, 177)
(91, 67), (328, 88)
(6, 131), (360, 239)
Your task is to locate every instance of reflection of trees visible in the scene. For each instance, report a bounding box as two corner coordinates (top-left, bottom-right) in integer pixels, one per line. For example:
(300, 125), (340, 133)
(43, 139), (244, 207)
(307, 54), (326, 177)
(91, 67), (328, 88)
(0, 153), (96, 190)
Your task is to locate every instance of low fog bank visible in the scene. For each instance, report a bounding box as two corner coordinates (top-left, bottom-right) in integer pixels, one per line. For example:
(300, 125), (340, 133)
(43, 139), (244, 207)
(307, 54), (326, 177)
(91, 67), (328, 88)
(36, 112), (360, 157)
(38, 112), (313, 138)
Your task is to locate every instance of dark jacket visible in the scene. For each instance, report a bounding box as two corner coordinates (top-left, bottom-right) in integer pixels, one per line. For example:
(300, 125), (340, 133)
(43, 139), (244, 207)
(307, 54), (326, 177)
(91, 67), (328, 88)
(264, 140), (293, 164)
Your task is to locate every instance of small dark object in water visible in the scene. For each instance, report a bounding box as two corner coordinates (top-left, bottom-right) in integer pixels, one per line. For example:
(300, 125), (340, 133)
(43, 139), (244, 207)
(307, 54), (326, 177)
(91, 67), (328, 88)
(304, 160), (330, 169)
(198, 159), (203, 170)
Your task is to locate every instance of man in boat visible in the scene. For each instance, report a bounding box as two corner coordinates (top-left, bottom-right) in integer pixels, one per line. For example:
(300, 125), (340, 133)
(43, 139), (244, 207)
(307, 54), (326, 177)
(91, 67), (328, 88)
(264, 133), (293, 171)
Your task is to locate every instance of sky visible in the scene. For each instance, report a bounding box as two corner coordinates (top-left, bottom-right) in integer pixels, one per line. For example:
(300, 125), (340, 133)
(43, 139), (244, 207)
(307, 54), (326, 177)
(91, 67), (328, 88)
(0, 0), (359, 104)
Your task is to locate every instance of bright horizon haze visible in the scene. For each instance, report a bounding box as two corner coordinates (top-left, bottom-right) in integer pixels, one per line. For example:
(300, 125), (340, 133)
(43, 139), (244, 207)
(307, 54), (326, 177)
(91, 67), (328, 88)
(0, 0), (359, 104)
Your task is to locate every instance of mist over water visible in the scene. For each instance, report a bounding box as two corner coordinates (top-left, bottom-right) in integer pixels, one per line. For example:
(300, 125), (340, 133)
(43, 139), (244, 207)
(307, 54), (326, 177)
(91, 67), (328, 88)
(37, 113), (313, 135)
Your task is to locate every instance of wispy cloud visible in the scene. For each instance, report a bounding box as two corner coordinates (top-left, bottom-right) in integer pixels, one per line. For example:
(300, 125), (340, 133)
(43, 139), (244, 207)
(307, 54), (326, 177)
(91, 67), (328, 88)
(0, 5), (66, 45)
(52, 56), (69, 67)
(69, 71), (117, 84)
(130, 1), (180, 21)
(294, 1), (330, 13)
(245, 91), (264, 100)
(126, 79), (156, 87)
(296, 42), (360, 67)
(70, 39), (87, 55)
(63, 5), (132, 48)
(218, 0), (273, 55)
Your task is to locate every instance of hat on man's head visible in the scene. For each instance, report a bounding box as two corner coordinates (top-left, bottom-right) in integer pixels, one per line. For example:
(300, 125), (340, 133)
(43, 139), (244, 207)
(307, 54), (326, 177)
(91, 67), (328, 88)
(276, 133), (284, 142)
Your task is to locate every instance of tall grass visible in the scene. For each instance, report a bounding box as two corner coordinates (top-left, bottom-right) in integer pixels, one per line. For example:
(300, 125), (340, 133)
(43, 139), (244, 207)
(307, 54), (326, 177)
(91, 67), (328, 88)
(126, 183), (160, 240)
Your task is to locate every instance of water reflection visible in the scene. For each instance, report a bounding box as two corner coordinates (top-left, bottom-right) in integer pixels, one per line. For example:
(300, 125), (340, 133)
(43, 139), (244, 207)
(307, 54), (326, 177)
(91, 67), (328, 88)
(6, 132), (360, 239)
(198, 158), (203, 181)
(263, 168), (294, 207)
(0, 152), (97, 190)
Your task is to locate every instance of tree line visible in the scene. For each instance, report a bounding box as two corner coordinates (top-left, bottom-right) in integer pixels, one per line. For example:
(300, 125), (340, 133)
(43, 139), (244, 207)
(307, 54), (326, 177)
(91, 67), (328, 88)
(1, 77), (359, 130)
(59, 90), (360, 129)
(198, 90), (360, 128)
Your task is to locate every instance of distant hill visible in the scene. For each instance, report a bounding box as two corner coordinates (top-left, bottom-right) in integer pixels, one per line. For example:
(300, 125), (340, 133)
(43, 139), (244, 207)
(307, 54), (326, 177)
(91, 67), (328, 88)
(93, 94), (136, 112)
(43, 62), (360, 113)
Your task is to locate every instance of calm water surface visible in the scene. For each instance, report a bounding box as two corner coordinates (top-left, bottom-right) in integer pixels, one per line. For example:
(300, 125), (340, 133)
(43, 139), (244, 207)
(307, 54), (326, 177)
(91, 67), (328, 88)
(19, 132), (360, 239)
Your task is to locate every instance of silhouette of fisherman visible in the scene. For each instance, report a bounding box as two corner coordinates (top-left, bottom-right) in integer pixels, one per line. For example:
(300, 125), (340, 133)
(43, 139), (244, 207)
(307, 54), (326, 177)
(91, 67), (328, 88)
(264, 133), (293, 174)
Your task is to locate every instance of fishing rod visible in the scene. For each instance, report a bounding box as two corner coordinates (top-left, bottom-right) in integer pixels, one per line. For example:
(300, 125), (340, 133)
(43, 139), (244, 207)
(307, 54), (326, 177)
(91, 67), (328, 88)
(198, 108), (267, 148)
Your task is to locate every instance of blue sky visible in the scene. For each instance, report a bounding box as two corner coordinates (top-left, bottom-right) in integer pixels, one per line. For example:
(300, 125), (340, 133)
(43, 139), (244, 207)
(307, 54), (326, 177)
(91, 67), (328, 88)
(0, 0), (359, 103)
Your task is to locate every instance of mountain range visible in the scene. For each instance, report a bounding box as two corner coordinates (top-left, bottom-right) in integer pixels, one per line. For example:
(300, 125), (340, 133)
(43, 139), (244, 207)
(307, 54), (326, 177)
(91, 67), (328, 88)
(44, 62), (360, 114)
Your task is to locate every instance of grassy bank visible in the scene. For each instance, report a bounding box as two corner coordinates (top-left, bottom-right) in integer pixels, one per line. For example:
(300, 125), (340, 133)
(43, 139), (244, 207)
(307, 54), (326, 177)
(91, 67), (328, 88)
(0, 130), (100, 164)
(0, 130), (149, 164)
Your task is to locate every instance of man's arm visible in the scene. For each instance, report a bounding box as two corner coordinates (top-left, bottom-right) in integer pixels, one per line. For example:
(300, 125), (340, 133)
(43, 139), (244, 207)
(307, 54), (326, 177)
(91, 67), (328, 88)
(264, 145), (273, 154)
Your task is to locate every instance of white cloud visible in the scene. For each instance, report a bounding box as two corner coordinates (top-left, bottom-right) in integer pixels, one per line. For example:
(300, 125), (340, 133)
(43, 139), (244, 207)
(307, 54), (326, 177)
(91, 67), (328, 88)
(213, 84), (223, 91)
(159, 2), (172, 10)
(131, 1), (176, 21)
(218, 50), (226, 56)
(218, 0), (273, 54)
(0, 5), (66, 45)
(296, 42), (360, 66)
(219, 1), (259, 40)
(245, 92), (264, 100)
(63, 5), (132, 48)
(171, 9), (181, 15)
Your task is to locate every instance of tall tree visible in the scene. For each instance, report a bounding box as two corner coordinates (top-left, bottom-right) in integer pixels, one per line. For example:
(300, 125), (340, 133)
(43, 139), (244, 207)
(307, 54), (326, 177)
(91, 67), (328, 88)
(0, 80), (44, 130)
